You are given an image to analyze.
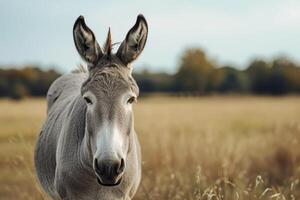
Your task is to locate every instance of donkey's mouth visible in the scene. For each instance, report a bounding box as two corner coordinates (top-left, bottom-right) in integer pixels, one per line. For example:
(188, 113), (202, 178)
(97, 177), (122, 187)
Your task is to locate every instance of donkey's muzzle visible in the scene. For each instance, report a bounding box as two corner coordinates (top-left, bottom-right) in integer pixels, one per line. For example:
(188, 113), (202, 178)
(94, 158), (125, 186)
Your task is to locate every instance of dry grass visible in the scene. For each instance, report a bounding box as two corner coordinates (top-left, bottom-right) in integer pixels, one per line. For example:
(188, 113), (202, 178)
(0, 96), (299, 199)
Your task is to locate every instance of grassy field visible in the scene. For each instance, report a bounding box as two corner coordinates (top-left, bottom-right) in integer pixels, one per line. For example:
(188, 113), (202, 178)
(0, 96), (299, 199)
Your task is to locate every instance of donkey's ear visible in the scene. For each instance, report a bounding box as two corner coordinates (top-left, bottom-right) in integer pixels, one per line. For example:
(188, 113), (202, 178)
(117, 14), (148, 66)
(73, 16), (103, 65)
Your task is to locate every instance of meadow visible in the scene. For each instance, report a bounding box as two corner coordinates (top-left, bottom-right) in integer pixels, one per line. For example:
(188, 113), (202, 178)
(0, 96), (299, 200)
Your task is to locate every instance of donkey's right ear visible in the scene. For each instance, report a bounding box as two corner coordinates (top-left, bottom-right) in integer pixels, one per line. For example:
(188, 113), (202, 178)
(73, 16), (103, 65)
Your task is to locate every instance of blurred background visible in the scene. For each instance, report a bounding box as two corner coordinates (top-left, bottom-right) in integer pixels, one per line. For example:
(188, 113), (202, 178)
(0, 0), (300, 199)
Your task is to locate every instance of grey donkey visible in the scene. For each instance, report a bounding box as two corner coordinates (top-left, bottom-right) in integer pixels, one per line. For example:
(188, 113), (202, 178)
(34, 14), (148, 200)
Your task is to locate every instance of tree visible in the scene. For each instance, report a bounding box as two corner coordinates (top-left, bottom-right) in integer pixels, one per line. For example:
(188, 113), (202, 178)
(246, 60), (271, 94)
(0, 66), (60, 99)
(217, 66), (250, 93)
(175, 48), (215, 94)
(11, 82), (28, 100)
(246, 58), (300, 95)
(271, 58), (300, 94)
(133, 69), (174, 93)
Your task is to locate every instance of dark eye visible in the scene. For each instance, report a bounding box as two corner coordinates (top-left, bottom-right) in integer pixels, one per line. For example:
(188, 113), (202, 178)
(83, 96), (93, 105)
(127, 96), (136, 104)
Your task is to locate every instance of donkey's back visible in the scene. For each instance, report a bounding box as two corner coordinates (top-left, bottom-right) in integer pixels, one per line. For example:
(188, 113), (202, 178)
(34, 72), (87, 198)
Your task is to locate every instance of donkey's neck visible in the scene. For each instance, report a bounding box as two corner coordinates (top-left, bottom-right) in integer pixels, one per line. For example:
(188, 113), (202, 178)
(79, 128), (94, 170)
(74, 97), (94, 171)
(62, 94), (93, 171)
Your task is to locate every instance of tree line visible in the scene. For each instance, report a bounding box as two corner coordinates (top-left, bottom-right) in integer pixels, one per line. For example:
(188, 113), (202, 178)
(1, 48), (300, 99)
(0, 67), (60, 99)
(136, 48), (300, 95)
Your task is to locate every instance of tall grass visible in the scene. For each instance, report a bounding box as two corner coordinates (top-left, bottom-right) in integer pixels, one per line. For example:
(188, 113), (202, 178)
(0, 96), (299, 199)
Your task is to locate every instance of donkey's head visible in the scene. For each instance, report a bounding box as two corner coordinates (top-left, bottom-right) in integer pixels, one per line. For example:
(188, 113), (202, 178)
(73, 15), (148, 186)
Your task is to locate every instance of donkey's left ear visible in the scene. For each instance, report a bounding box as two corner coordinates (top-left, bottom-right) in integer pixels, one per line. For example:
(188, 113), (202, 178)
(117, 14), (148, 66)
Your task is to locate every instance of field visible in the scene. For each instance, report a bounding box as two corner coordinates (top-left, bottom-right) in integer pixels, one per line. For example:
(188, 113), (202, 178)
(0, 96), (300, 200)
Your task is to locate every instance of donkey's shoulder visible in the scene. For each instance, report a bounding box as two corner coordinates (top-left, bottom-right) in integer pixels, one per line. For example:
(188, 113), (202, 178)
(47, 72), (87, 112)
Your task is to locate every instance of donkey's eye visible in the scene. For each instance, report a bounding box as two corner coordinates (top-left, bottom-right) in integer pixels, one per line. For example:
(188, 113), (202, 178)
(83, 96), (93, 105)
(127, 96), (136, 104)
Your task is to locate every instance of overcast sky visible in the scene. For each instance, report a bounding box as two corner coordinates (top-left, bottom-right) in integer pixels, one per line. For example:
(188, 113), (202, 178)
(1, 0), (300, 73)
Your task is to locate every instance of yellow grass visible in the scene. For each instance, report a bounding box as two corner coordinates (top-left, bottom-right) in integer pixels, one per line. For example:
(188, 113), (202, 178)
(0, 96), (299, 199)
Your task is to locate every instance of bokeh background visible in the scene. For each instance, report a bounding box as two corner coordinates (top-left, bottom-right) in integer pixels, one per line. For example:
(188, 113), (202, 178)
(0, 1), (300, 199)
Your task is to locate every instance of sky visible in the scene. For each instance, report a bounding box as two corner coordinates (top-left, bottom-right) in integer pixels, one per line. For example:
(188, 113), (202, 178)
(1, 0), (300, 73)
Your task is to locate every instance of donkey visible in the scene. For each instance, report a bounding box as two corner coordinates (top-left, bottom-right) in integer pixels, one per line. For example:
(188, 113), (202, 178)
(34, 14), (148, 200)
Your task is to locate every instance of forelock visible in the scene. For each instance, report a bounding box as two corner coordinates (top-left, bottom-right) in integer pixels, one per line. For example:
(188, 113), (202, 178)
(81, 66), (139, 96)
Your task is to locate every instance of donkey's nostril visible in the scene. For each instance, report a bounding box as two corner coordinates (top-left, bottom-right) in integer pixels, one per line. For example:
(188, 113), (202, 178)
(94, 158), (124, 176)
(117, 158), (125, 174)
(94, 158), (125, 186)
(94, 158), (103, 174)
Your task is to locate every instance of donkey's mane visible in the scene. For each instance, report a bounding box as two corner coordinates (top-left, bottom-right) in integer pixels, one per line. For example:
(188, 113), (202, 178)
(72, 64), (88, 74)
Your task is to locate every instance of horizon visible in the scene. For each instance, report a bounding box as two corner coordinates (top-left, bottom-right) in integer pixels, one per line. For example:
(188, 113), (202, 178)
(1, 0), (300, 73)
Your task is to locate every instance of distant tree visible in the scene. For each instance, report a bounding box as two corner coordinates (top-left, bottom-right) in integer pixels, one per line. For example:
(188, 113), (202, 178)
(282, 64), (300, 93)
(133, 70), (156, 92)
(1, 53), (300, 98)
(217, 66), (250, 93)
(0, 66), (60, 99)
(175, 48), (215, 94)
(207, 68), (224, 92)
(271, 58), (300, 94)
(0, 70), (10, 97)
(246, 60), (271, 94)
(133, 69), (174, 93)
(11, 82), (28, 100)
(246, 58), (300, 95)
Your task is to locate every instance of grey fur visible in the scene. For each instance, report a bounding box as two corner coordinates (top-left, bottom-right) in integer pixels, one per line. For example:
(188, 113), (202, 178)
(34, 14), (148, 200)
